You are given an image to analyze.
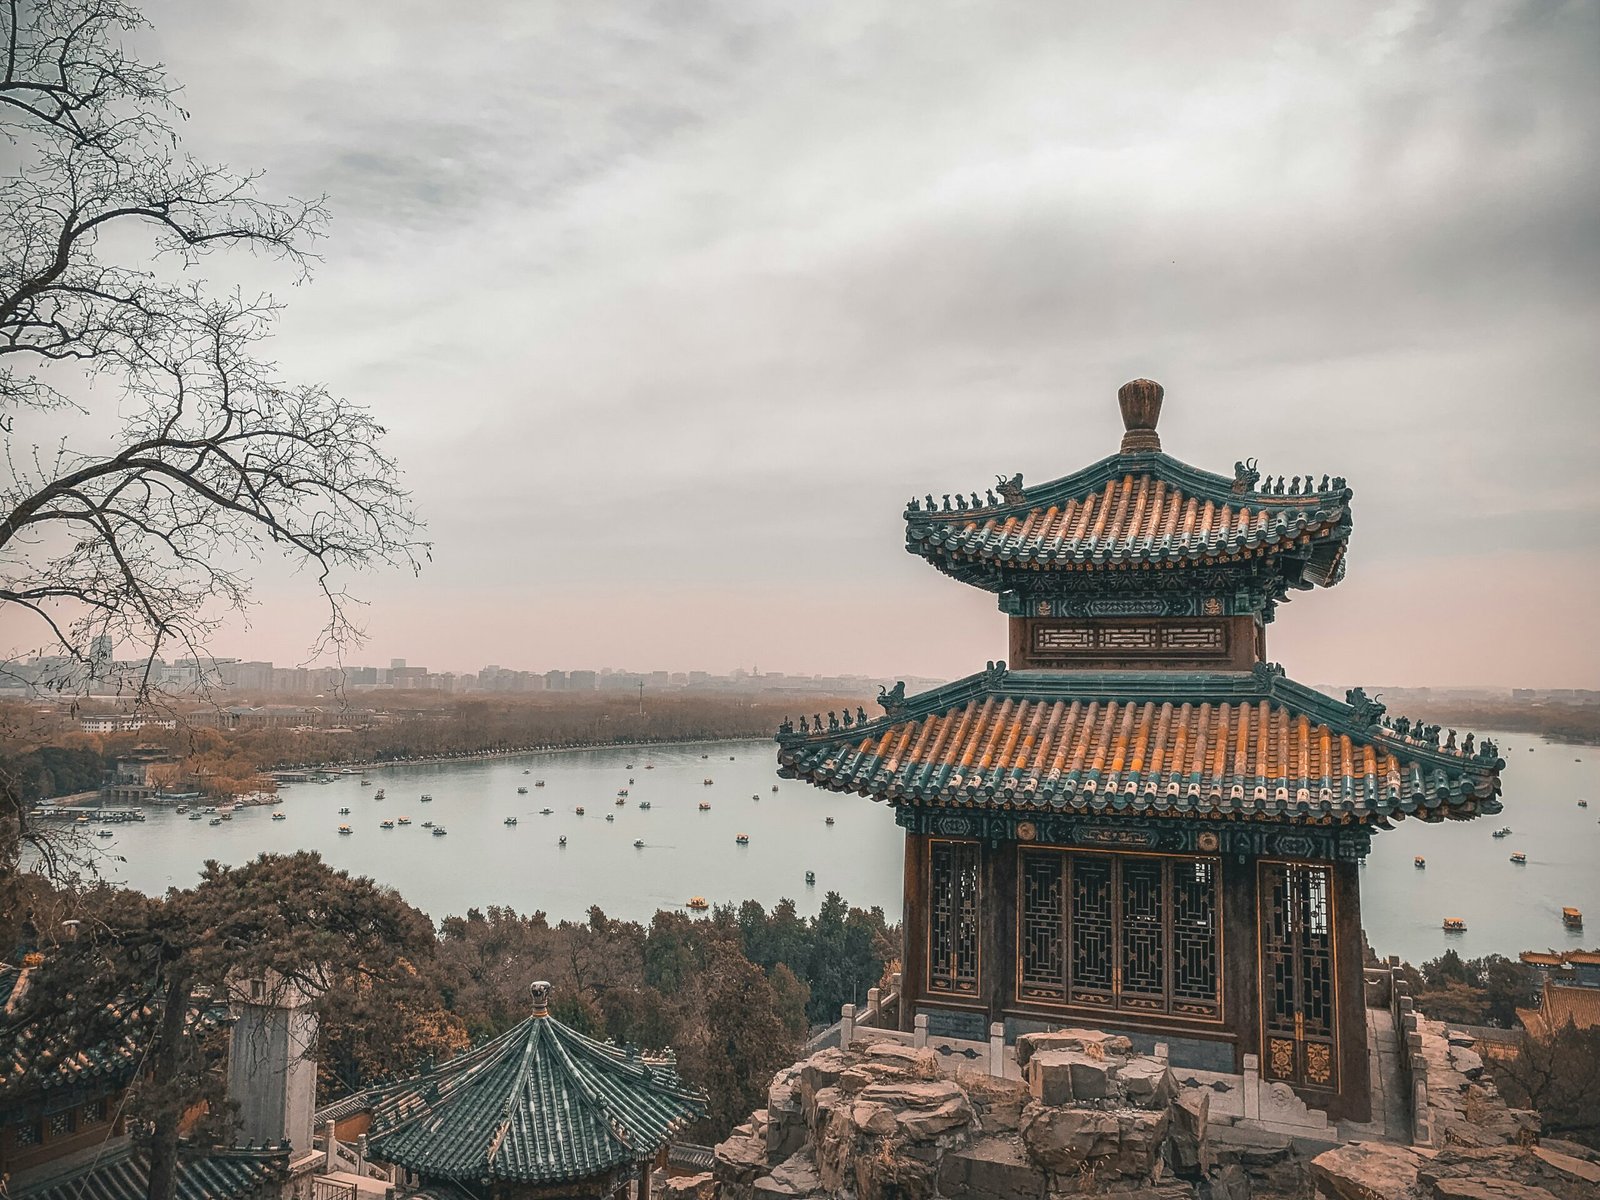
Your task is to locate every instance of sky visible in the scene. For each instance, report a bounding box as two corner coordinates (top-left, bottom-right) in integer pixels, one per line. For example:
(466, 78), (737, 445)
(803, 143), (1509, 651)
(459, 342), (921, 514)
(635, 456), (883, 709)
(8, 1), (1600, 686)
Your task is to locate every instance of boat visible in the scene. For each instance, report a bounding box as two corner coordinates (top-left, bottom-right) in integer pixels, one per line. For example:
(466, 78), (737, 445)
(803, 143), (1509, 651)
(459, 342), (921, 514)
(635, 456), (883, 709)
(1580, 800), (1590, 808)
(699, 802), (711, 811)
(540, 808), (553, 815)
(702, 779), (713, 786)
(615, 796), (626, 806)
(220, 812), (232, 821)
(517, 787), (528, 795)
(639, 802), (651, 810)
(271, 811), (286, 821)
(420, 794), (432, 802)
(645, 764), (654, 770)
(1563, 907), (1584, 929)
(605, 813), (615, 822)
(686, 896), (709, 910)
(1414, 856), (1426, 869)
(1510, 852), (1527, 864)
(431, 826), (447, 836)
(523, 769), (530, 774)
(397, 816), (411, 826)
(701, 754), (709, 759)
(422, 820), (433, 828)
(96, 829), (114, 838)
(772, 785), (778, 793)
(752, 794), (759, 800)
(558, 836), (567, 845)
(338, 824), (352, 835)
(629, 777), (635, 784)
(805, 871), (816, 884)
(74, 815), (90, 824)
(203, 806), (217, 813)
(1492, 827), (1511, 838)
(729, 755), (735, 761)
(339, 807), (350, 814)
(380, 820), (395, 829)
(617, 789), (629, 797)
(633, 839), (645, 848)
(175, 805), (189, 814)
(825, 817), (835, 826)
(735, 833), (749, 845)
(504, 817), (518, 826)
(209, 818), (222, 826)
(627, 764), (634, 769)
(1442, 918), (1467, 933)
(361, 779), (371, 787)
(188, 812), (203, 820)
(374, 789), (385, 800)
(534, 780), (545, 788)
(575, 806), (585, 815)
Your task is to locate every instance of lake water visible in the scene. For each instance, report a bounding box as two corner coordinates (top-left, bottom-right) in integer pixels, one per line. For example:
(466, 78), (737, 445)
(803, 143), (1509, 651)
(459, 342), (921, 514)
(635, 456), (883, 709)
(73, 731), (1599, 965)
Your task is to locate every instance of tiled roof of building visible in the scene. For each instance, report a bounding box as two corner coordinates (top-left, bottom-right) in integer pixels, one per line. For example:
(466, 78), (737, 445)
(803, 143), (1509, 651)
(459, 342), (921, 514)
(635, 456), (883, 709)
(776, 664), (1503, 824)
(1520, 951), (1566, 967)
(1522, 981), (1600, 1038)
(0, 963), (150, 1101)
(366, 986), (706, 1186)
(905, 452), (1352, 593)
(313, 1088), (375, 1126)
(13, 1142), (288, 1200)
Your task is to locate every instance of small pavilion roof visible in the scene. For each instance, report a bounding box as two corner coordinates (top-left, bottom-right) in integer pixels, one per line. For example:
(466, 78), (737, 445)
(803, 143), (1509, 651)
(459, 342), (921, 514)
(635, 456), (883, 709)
(902, 381), (1351, 594)
(776, 664), (1502, 825)
(365, 984), (706, 1187)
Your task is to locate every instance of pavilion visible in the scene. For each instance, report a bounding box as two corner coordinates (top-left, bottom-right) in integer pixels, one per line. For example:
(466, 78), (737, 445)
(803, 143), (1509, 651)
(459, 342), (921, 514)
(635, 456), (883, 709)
(776, 379), (1504, 1122)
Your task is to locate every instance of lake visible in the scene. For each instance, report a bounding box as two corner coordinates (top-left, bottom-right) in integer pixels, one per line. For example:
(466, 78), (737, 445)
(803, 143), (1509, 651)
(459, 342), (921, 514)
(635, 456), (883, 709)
(72, 730), (1599, 966)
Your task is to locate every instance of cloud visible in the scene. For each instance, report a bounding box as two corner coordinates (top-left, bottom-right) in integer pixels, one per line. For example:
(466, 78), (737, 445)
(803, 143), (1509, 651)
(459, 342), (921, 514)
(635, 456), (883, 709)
(32, 0), (1592, 683)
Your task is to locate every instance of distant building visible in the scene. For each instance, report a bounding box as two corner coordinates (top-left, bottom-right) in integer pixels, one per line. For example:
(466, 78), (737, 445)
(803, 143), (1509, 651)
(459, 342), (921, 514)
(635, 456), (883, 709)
(1519, 978), (1600, 1038)
(568, 670), (598, 691)
(544, 669), (568, 691)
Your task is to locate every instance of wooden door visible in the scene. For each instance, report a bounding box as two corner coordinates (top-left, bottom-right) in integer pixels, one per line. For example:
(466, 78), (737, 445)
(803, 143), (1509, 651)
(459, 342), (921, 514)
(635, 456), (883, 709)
(1258, 861), (1337, 1089)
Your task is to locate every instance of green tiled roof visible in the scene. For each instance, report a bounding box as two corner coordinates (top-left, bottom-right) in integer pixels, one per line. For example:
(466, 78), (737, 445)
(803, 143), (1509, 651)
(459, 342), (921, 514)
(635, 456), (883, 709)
(366, 997), (706, 1186)
(776, 663), (1503, 825)
(14, 1142), (288, 1200)
(0, 964), (149, 1102)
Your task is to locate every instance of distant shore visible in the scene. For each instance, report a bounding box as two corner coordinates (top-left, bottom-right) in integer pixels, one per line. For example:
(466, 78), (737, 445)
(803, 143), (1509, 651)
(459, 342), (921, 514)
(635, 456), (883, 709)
(269, 734), (756, 777)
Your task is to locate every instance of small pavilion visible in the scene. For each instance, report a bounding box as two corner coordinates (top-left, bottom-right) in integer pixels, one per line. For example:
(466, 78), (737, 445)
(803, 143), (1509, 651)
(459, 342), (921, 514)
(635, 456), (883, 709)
(364, 982), (707, 1200)
(777, 379), (1504, 1122)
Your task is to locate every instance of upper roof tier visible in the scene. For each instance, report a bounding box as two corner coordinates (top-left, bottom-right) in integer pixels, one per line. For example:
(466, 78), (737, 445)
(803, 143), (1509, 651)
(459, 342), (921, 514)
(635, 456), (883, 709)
(366, 983), (706, 1187)
(903, 380), (1352, 606)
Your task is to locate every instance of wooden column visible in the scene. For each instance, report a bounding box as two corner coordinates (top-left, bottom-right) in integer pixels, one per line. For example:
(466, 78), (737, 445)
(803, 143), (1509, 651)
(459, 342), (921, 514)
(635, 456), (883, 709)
(1332, 858), (1372, 1122)
(981, 840), (1018, 1025)
(900, 832), (927, 1033)
(1223, 855), (1259, 1073)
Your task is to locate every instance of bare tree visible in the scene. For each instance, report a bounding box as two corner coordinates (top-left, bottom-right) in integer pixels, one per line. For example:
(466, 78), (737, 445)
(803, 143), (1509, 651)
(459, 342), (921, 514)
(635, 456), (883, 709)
(0, 1), (425, 692)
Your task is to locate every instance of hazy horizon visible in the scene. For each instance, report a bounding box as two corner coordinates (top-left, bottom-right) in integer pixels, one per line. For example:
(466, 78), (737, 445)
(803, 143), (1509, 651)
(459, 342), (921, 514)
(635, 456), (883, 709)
(4, 1), (1597, 690)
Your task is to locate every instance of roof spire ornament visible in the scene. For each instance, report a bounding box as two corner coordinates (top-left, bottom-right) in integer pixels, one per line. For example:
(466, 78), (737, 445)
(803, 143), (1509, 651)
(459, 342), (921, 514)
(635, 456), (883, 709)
(530, 980), (551, 1018)
(1118, 378), (1164, 454)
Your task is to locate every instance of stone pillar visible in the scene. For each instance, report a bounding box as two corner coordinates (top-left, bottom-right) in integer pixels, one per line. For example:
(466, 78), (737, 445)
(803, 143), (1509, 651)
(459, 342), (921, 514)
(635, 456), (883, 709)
(323, 1120), (336, 1171)
(988, 1023), (1005, 1077)
(866, 987), (881, 1024)
(913, 1013), (929, 1050)
(1242, 1053), (1262, 1122)
(227, 972), (319, 1155)
(840, 1003), (855, 1048)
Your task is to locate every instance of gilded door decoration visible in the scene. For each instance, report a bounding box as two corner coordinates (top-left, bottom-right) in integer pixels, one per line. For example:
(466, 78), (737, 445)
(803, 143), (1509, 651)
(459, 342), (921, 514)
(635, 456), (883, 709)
(929, 840), (980, 995)
(1260, 862), (1337, 1090)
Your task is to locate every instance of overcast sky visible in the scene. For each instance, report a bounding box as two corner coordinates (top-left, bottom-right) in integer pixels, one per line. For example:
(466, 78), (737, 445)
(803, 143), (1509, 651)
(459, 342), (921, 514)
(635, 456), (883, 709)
(51, 1), (1600, 685)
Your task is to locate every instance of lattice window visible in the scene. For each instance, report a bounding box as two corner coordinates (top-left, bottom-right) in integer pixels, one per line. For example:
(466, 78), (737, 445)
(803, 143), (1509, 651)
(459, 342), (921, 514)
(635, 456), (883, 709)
(80, 1097), (110, 1127)
(1100, 626), (1158, 649)
(1172, 859), (1220, 1016)
(929, 840), (980, 995)
(1069, 854), (1116, 1005)
(1260, 862), (1337, 1089)
(1160, 625), (1224, 650)
(45, 1108), (74, 1139)
(1024, 850), (1220, 1019)
(1035, 626), (1094, 650)
(1119, 858), (1167, 1008)
(1019, 851), (1066, 1001)
(13, 1120), (41, 1147)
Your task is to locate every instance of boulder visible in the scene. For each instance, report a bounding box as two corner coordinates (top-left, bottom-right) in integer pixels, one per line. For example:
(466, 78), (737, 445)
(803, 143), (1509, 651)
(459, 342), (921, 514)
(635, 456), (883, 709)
(1445, 1030), (1476, 1048)
(1018, 1102), (1122, 1174)
(1167, 1088), (1209, 1173)
(862, 1040), (938, 1074)
(1027, 1048), (1119, 1104)
(660, 1171), (716, 1200)
(1015, 1027), (1135, 1070)
(1308, 1141), (1422, 1200)
(965, 1075), (1030, 1134)
(855, 1079), (975, 1142)
(936, 1135), (1046, 1200)
(752, 1149), (825, 1200)
(766, 1065), (808, 1164)
(1447, 1046), (1485, 1080)
(1427, 1181), (1558, 1200)
(798, 1048), (850, 1106)
(1207, 1162), (1252, 1200)
(1111, 1107), (1172, 1177)
(1121, 1055), (1178, 1109)
(714, 1124), (774, 1200)
(1421, 1144), (1600, 1200)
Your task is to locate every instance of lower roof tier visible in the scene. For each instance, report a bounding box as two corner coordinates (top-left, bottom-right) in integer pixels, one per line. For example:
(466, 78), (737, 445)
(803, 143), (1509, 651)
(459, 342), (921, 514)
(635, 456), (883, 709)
(775, 664), (1503, 825)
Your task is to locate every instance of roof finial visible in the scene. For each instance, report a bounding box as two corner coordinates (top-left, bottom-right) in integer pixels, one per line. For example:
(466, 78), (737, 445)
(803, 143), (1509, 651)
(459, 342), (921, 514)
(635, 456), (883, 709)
(1117, 378), (1163, 454)
(530, 980), (551, 1018)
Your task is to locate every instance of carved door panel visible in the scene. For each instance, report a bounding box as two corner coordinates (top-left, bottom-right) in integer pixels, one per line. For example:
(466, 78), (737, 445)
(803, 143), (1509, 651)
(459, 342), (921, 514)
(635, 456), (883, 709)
(1259, 862), (1337, 1090)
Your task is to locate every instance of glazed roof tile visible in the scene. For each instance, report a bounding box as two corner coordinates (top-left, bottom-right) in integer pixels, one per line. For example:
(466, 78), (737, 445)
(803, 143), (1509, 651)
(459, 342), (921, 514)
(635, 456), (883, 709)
(14, 1143), (288, 1200)
(0, 964), (149, 1101)
(366, 1004), (706, 1186)
(904, 453), (1351, 590)
(1524, 982), (1600, 1036)
(776, 665), (1502, 825)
